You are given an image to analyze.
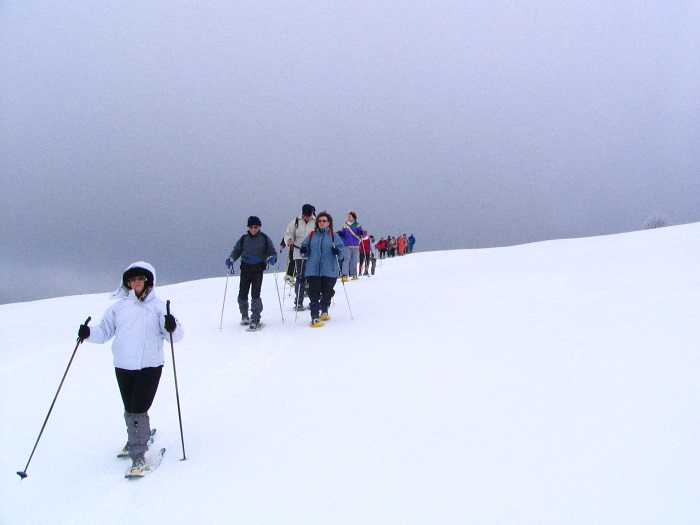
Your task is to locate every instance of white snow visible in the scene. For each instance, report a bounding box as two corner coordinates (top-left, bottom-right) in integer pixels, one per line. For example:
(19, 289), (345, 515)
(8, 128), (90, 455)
(2, 224), (700, 524)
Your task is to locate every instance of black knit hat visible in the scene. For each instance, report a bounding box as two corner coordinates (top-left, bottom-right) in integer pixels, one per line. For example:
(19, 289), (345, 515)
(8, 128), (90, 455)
(122, 266), (154, 289)
(247, 216), (262, 227)
(302, 204), (315, 216)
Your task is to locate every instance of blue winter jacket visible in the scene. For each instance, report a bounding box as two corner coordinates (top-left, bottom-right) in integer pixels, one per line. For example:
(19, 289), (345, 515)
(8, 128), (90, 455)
(300, 227), (345, 278)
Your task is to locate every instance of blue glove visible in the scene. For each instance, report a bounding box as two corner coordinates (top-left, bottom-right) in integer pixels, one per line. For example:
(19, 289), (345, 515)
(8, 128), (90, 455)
(332, 246), (341, 256)
(225, 258), (233, 269)
(268, 256), (277, 266)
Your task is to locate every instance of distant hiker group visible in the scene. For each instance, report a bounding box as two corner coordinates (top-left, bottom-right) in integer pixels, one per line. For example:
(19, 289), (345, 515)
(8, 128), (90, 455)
(375, 234), (415, 259)
(222, 204), (413, 330)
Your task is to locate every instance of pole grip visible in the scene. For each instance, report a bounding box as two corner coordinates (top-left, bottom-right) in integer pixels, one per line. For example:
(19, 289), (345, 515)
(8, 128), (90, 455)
(166, 300), (171, 315)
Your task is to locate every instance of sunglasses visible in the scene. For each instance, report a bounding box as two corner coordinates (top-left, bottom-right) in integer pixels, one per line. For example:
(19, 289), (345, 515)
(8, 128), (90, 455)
(317, 218), (329, 223)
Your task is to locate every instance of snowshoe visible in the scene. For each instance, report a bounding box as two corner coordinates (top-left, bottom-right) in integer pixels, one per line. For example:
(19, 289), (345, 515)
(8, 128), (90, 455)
(124, 448), (166, 479)
(126, 457), (149, 477)
(247, 320), (264, 331)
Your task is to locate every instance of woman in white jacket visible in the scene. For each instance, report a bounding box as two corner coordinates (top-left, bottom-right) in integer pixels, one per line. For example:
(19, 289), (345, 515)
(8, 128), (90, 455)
(78, 261), (183, 476)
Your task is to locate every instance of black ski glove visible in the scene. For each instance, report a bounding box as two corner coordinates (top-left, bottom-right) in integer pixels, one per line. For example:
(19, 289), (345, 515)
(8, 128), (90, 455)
(78, 324), (90, 342)
(164, 314), (177, 333)
(332, 246), (341, 256)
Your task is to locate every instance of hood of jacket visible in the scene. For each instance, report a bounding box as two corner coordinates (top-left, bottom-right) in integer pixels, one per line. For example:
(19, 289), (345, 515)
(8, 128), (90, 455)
(110, 261), (157, 299)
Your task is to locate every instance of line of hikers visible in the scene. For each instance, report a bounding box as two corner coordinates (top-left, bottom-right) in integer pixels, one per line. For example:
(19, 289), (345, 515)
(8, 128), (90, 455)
(226, 204), (384, 330)
(374, 234), (416, 259)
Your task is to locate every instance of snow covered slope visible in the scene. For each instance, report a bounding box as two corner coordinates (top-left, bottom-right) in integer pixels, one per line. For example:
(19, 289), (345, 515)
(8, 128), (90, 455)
(2, 224), (700, 524)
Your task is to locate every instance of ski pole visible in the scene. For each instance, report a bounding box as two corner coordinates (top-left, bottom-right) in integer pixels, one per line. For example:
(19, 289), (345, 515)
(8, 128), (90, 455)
(219, 269), (231, 331)
(167, 301), (187, 461)
(17, 316), (91, 480)
(337, 256), (354, 320)
(273, 259), (285, 324)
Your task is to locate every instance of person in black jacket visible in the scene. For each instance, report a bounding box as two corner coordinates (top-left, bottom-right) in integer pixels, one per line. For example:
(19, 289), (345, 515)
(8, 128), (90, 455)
(227, 216), (277, 329)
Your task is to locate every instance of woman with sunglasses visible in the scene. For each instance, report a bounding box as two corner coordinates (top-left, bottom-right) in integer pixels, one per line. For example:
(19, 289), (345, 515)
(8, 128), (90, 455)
(77, 261), (184, 477)
(299, 212), (345, 327)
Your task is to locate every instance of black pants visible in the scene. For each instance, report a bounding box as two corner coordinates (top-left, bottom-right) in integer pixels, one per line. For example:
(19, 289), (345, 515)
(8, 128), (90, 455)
(286, 246), (295, 277)
(306, 276), (337, 318)
(239, 270), (263, 301)
(115, 366), (163, 414)
(238, 270), (264, 319)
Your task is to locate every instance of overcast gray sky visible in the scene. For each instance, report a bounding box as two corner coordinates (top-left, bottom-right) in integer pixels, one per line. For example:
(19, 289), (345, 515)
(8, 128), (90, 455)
(2, 1), (699, 304)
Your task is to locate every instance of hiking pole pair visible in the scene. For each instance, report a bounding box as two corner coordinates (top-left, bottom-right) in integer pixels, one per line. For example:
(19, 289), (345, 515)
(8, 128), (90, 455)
(282, 258), (296, 306)
(282, 244), (295, 304)
(17, 317), (91, 479)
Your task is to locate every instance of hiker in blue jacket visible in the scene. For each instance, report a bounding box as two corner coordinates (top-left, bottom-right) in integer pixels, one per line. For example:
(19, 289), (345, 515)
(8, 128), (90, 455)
(300, 211), (345, 327)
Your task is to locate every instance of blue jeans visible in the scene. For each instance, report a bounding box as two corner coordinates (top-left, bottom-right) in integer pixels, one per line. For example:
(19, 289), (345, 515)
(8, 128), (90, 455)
(342, 246), (360, 277)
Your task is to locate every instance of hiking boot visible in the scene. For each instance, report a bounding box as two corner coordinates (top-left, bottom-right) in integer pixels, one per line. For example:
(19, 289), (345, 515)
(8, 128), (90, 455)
(249, 319), (260, 330)
(293, 304), (306, 312)
(341, 276), (349, 283)
(351, 276), (359, 281)
(320, 312), (331, 321)
(241, 315), (251, 326)
(310, 318), (324, 328)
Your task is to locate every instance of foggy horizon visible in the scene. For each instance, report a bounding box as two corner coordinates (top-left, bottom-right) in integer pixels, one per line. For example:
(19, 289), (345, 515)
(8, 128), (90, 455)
(2, 1), (698, 304)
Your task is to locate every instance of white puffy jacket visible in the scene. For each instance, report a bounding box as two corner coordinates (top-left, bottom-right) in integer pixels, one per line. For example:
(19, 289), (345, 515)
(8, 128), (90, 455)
(284, 216), (316, 260)
(86, 261), (184, 370)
